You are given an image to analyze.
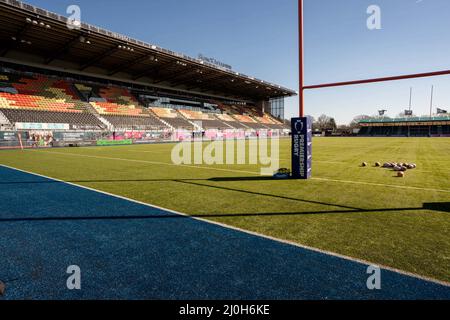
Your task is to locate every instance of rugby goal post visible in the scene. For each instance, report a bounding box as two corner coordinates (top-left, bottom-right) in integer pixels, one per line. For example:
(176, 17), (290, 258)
(292, 0), (450, 179)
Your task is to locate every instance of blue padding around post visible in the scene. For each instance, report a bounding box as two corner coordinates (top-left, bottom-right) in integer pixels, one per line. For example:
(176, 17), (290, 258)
(291, 117), (312, 179)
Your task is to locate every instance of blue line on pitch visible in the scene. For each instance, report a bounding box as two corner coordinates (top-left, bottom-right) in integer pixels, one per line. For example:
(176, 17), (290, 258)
(0, 165), (448, 300)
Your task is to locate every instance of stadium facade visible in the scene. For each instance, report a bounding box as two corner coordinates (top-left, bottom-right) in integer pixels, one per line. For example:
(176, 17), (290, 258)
(0, 0), (295, 147)
(359, 116), (450, 137)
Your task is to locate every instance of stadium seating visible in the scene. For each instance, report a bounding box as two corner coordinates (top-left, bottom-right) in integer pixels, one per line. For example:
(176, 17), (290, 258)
(91, 101), (147, 116)
(252, 114), (286, 129)
(215, 114), (249, 129)
(102, 115), (166, 130)
(0, 74), (88, 113)
(213, 102), (287, 130)
(178, 110), (230, 129)
(178, 109), (210, 121)
(216, 103), (245, 115)
(359, 124), (450, 137)
(239, 106), (287, 129)
(358, 116), (450, 137)
(0, 72), (104, 128)
(74, 84), (167, 130)
(0, 70), (287, 132)
(150, 107), (195, 130)
(246, 106), (263, 117)
(0, 109), (103, 129)
(84, 85), (148, 117)
(232, 115), (268, 129)
(0, 109), (12, 131)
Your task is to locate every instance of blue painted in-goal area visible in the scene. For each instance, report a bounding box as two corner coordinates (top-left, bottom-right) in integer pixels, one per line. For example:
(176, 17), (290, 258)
(0, 165), (449, 300)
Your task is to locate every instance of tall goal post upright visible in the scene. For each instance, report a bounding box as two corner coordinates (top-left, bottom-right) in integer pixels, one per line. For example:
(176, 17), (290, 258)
(299, 0), (304, 118)
(291, 0), (311, 179)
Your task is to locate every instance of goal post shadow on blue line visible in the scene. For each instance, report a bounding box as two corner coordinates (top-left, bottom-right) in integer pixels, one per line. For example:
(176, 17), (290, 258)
(291, 0), (450, 180)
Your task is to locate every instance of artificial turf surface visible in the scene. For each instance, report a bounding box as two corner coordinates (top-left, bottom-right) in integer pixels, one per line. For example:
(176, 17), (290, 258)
(0, 137), (449, 283)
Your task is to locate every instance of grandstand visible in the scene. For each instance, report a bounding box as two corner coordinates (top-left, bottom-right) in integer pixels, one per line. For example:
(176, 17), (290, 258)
(0, 0), (294, 139)
(359, 116), (450, 137)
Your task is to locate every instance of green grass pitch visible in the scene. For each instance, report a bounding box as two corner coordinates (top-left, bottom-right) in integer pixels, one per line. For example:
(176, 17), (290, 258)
(0, 137), (449, 282)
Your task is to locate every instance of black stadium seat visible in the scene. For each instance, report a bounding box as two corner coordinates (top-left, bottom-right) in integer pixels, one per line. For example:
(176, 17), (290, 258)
(0, 108), (104, 130)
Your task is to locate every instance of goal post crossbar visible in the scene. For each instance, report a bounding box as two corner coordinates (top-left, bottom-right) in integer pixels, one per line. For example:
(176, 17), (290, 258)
(303, 69), (450, 91)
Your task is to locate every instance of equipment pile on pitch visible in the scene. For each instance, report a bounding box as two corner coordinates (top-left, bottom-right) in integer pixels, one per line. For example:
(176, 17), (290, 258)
(382, 162), (417, 171)
(361, 161), (417, 178)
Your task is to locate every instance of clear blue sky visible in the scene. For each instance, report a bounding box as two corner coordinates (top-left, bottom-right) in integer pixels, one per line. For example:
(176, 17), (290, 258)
(23, 0), (450, 124)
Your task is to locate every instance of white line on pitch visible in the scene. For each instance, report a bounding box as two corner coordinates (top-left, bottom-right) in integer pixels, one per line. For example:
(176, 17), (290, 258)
(24, 149), (450, 193)
(25, 150), (258, 175)
(312, 177), (450, 193)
